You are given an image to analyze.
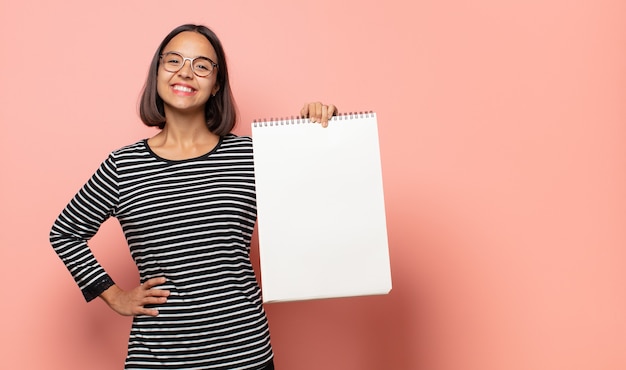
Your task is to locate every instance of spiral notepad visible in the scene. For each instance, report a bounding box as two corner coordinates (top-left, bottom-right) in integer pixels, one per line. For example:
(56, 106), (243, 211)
(252, 112), (392, 303)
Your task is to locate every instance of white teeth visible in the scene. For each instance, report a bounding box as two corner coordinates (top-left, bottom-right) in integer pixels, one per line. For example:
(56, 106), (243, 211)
(173, 85), (194, 93)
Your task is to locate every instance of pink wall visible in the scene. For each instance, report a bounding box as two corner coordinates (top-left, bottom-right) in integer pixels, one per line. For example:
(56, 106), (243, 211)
(1, 1), (625, 369)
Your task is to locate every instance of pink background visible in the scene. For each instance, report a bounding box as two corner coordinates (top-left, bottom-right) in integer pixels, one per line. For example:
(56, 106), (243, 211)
(1, 1), (625, 369)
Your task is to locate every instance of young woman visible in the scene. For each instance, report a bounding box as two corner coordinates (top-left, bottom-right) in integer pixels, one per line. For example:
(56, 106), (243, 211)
(50, 24), (337, 370)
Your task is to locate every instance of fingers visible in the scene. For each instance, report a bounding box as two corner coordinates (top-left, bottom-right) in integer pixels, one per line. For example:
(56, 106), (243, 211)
(146, 288), (170, 298)
(141, 277), (170, 299)
(314, 103), (322, 122)
(303, 102), (322, 122)
(300, 103), (308, 118)
(137, 307), (161, 317)
(102, 278), (171, 317)
(143, 276), (167, 289)
(133, 293), (168, 317)
(136, 277), (169, 317)
(301, 102), (338, 128)
(327, 104), (337, 118)
(300, 102), (319, 120)
(143, 295), (168, 305)
(320, 104), (338, 128)
(320, 105), (329, 128)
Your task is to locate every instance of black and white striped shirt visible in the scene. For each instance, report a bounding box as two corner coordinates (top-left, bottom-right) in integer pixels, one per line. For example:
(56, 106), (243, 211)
(50, 134), (273, 369)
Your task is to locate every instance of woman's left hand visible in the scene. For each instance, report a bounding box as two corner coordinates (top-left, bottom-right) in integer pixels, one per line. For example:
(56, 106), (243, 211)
(301, 102), (338, 128)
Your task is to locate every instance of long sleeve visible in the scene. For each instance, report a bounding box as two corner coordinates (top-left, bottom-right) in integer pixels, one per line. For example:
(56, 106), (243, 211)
(50, 154), (120, 302)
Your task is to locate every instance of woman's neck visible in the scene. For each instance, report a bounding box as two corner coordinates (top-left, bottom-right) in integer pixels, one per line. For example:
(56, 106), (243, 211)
(148, 112), (220, 160)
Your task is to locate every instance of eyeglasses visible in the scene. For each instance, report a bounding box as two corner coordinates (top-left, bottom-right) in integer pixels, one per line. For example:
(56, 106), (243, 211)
(160, 51), (218, 77)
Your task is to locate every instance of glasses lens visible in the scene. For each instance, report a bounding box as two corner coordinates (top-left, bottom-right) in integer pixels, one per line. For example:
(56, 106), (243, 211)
(162, 53), (184, 73)
(192, 58), (214, 77)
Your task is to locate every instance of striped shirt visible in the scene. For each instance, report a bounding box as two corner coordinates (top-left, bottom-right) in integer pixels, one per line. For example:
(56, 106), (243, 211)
(50, 134), (273, 369)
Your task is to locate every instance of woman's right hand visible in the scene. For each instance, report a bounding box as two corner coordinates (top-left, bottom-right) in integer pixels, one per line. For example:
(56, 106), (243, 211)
(300, 102), (338, 128)
(100, 277), (170, 317)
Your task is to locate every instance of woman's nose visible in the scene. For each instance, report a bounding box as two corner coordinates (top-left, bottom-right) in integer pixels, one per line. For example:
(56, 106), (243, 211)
(177, 60), (194, 78)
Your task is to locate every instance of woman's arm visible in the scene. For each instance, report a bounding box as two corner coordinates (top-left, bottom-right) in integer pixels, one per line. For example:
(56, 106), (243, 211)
(49, 155), (120, 301)
(50, 155), (169, 316)
(50, 154), (170, 316)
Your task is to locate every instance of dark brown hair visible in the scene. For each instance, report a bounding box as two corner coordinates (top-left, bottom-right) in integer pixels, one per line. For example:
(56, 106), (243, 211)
(139, 24), (237, 136)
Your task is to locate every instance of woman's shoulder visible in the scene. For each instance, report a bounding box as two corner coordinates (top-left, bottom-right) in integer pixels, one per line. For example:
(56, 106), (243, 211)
(222, 133), (252, 143)
(111, 139), (146, 155)
(107, 139), (150, 161)
(113, 139), (145, 152)
(217, 134), (254, 158)
(221, 133), (252, 148)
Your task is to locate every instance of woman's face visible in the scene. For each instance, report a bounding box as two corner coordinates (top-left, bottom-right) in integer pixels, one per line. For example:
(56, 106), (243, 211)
(157, 31), (220, 118)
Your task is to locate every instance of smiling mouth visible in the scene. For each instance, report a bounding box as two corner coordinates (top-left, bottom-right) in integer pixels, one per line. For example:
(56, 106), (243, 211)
(172, 85), (195, 93)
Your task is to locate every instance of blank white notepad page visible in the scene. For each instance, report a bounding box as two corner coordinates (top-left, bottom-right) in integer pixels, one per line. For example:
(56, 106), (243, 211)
(251, 112), (391, 303)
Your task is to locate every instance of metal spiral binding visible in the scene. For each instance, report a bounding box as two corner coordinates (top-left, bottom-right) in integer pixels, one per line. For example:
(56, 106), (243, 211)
(252, 111), (374, 127)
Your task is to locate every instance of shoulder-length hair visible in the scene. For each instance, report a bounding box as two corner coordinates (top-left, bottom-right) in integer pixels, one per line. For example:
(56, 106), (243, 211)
(139, 24), (237, 136)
